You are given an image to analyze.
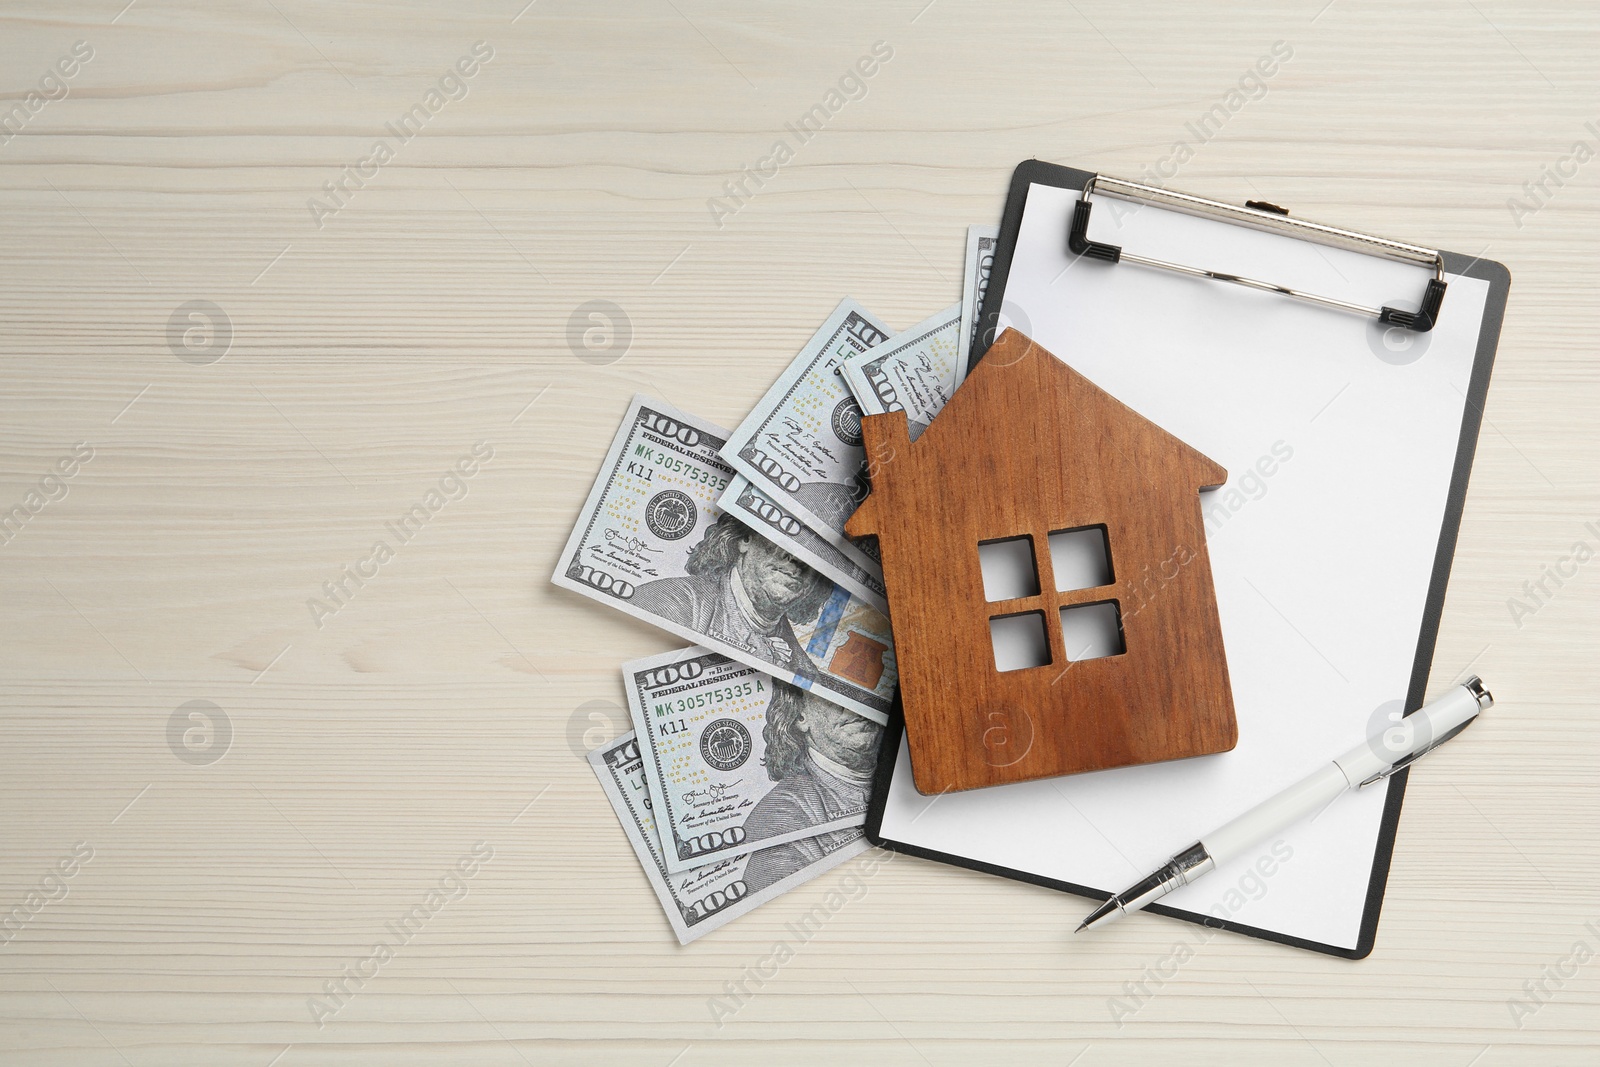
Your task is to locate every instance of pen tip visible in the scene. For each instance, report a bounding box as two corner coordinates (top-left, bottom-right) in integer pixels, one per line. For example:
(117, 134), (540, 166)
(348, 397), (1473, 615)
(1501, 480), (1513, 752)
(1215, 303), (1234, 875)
(1074, 922), (1087, 934)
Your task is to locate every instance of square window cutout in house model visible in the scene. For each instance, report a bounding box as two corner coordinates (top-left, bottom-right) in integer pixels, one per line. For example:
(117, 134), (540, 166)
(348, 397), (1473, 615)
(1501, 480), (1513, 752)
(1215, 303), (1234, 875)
(845, 329), (1238, 793)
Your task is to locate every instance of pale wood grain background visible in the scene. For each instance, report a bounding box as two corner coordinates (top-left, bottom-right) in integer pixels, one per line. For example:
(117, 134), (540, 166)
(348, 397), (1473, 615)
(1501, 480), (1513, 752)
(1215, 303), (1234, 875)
(0, 1), (1596, 1063)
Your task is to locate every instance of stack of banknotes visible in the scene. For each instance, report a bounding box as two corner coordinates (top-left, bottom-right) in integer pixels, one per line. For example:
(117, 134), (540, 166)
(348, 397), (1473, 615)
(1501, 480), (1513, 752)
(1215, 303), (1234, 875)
(555, 226), (998, 943)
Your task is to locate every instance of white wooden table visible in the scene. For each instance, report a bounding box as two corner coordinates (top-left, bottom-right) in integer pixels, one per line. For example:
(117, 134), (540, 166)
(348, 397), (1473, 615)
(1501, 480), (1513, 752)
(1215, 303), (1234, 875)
(1, 2), (1596, 1063)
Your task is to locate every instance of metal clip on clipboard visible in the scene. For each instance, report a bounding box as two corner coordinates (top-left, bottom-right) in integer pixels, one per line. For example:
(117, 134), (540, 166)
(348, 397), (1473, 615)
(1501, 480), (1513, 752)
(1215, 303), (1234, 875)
(1067, 175), (1449, 332)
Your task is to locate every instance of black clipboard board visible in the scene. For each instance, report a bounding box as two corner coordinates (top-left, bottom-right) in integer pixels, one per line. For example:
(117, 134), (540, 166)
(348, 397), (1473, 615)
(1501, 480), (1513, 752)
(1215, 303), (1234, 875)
(865, 159), (1510, 959)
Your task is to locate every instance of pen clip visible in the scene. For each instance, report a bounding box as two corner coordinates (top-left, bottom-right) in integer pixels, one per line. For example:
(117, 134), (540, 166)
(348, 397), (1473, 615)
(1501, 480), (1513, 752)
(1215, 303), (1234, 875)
(1357, 714), (1479, 788)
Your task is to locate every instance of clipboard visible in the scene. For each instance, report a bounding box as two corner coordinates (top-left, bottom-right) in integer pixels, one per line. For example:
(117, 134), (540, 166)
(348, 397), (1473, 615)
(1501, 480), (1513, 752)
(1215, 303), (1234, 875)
(864, 160), (1509, 958)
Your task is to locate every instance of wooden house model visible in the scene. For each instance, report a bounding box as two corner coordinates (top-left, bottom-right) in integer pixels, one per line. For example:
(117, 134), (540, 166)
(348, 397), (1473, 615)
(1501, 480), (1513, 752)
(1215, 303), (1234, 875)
(845, 329), (1237, 793)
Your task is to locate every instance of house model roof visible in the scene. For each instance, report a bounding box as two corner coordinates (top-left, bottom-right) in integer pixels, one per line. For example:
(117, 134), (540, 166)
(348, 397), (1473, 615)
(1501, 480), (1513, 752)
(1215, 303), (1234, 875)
(848, 331), (1225, 540)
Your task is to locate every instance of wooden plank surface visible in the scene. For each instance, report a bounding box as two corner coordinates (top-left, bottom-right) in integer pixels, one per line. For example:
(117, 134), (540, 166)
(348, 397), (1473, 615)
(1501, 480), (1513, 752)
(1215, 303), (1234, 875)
(0, 1), (1596, 1063)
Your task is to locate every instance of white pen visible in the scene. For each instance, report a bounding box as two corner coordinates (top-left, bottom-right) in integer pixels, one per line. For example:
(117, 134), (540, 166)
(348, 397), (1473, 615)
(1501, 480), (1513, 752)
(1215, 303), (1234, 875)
(1076, 676), (1494, 933)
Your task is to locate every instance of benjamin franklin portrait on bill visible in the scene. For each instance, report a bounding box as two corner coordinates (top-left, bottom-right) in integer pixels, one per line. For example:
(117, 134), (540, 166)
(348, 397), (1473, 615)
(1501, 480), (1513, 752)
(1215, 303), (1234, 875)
(740, 683), (883, 893)
(632, 513), (834, 675)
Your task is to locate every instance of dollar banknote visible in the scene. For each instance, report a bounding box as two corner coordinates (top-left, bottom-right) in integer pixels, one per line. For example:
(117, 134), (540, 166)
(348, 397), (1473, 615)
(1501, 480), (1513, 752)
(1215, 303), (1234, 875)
(838, 303), (963, 441)
(552, 394), (897, 723)
(624, 646), (884, 874)
(720, 299), (891, 573)
(960, 224), (999, 377)
(589, 732), (869, 944)
(718, 474), (887, 613)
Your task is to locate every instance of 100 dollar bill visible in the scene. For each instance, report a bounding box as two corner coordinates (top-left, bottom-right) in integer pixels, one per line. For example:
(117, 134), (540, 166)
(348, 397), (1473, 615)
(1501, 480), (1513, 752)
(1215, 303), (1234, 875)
(839, 303), (963, 440)
(625, 646), (884, 874)
(718, 474), (886, 613)
(960, 224), (999, 376)
(552, 394), (897, 723)
(720, 299), (891, 572)
(589, 732), (869, 944)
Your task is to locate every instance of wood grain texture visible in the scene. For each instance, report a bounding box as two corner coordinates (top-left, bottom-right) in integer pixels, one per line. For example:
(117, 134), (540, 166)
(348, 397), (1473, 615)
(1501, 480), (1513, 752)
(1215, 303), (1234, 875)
(0, 1), (1597, 1064)
(847, 330), (1237, 792)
